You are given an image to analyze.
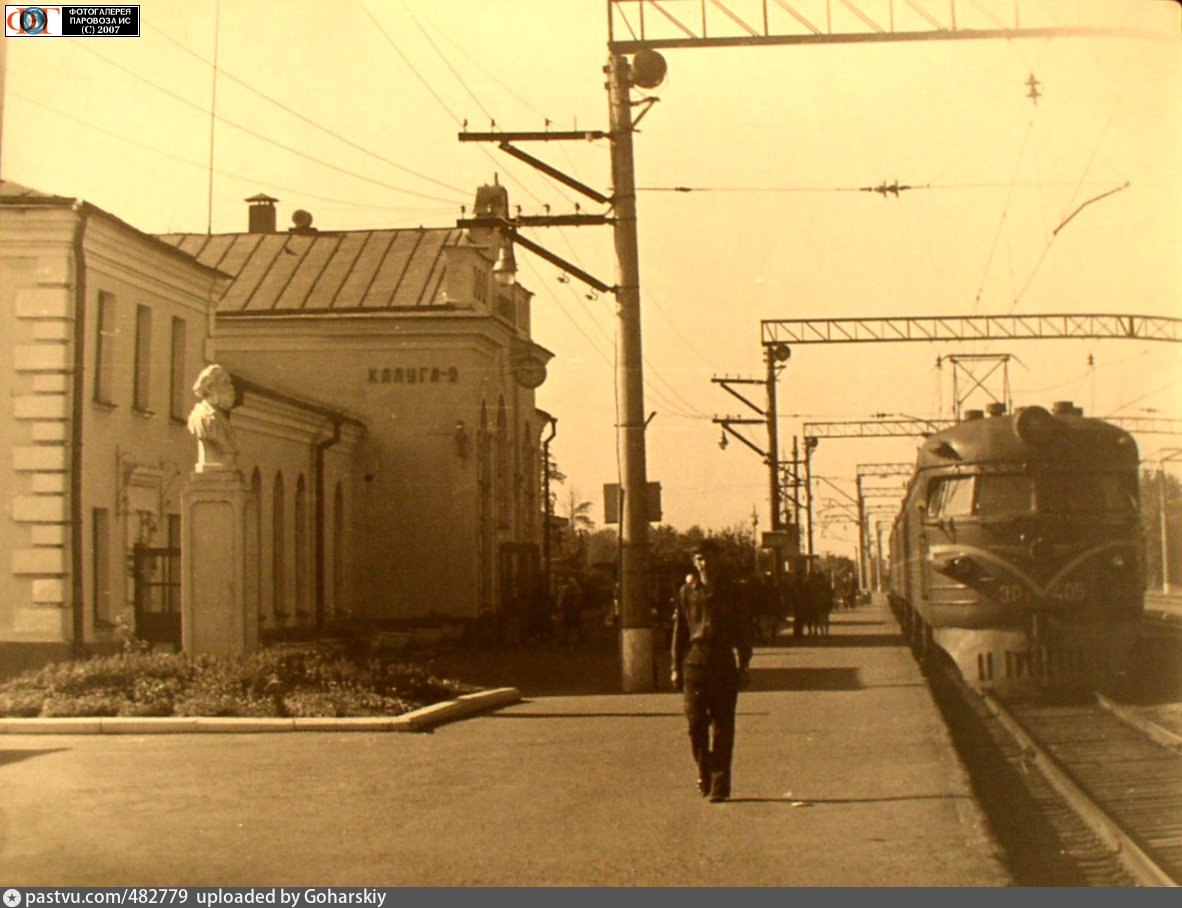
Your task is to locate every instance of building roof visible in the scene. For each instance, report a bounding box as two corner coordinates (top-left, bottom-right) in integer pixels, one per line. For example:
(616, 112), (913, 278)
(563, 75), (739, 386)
(156, 228), (470, 313)
(0, 179), (76, 204)
(1, 180), (231, 280)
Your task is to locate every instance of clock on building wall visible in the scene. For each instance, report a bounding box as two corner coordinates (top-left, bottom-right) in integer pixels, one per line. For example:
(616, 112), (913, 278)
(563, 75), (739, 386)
(513, 356), (548, 389)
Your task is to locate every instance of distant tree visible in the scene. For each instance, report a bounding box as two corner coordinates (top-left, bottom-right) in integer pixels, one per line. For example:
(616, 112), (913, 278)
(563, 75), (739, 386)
(562, 486), (595, 535)
(1141, 468), (1182, 590)
(586, 528), (619, 565)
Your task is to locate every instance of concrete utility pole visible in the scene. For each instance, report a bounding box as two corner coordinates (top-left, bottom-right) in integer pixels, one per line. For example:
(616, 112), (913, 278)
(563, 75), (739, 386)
(765, 345), (784, 530)
(855, 475), (867, 591)
(606, 53), (653, 691)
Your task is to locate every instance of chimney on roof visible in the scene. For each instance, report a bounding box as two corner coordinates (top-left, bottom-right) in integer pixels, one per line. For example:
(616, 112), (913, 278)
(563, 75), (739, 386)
(246, 193), (279, 233)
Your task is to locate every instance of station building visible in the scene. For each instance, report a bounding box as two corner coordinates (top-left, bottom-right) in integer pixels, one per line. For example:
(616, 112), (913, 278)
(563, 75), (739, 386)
(158, 185), (553, 634)
(1, 179), (552, 673)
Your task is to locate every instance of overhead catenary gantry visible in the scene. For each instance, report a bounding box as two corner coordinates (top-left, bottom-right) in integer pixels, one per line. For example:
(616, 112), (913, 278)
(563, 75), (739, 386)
(761, 314), (1182, 346)
(607, 0), (1170, 51)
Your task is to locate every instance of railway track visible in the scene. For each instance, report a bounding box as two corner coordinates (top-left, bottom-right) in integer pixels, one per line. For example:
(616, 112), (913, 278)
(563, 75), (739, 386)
(984, 692), (1182, 886)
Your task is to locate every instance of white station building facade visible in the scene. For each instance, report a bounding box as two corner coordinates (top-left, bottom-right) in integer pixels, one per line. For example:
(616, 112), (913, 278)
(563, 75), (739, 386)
(1, 179), (553, 673)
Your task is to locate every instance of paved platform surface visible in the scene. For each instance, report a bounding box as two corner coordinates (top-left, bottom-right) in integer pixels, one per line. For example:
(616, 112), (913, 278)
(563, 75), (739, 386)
(0, 600), (1010, 886)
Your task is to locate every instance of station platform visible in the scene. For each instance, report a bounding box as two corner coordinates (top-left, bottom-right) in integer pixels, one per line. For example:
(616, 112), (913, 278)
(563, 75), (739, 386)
(422, 595), (1012, 886)
(1, 598), (1013, 886)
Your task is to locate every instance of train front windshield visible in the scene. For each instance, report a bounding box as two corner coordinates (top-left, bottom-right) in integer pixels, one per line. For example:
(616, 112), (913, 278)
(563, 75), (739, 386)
(1038, 473), (1136, 515)
(927, 473), (1135, 518)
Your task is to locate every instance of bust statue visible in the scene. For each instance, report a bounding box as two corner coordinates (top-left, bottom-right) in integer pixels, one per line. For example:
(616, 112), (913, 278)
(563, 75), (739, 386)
(188, 364), (239, 471)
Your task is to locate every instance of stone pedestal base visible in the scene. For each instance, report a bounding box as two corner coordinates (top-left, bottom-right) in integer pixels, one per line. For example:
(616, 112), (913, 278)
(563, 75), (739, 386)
(182, 468), (258, 657)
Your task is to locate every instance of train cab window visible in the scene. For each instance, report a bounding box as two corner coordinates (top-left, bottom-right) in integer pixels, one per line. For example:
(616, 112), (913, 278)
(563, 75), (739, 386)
(974, 474), (1035, 516)
(1039, 474), (1135, 514)
(927, 476), (974, 519)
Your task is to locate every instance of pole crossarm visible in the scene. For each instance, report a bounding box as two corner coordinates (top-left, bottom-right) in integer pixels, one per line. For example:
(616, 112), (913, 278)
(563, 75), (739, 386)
(761, 314), (1182, 346)
(458, 214), (613, 229)
(816, 474), (857, 506)
(711, 376), (767, 416)
(713, 416), (769, 458)
(459, 129), (609, 142)
(456, 215), (618, 294)
(607, 0), (1171, 51)
(495, 142), (612, 206)
(805, 418), (951, 439)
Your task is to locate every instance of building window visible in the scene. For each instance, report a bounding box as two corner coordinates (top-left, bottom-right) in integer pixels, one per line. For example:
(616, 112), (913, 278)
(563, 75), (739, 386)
(133, 304), (153, 412)
(94, 291), (116, 405)
(495, 295), (515, 326)
(92, 508), (112, 626)
(166, 514), (181, 613)
(169, 317), (187, 421)
(472, 265), (487, 303)
(273, 472), (286, 620)
(295, 474), (309, 621)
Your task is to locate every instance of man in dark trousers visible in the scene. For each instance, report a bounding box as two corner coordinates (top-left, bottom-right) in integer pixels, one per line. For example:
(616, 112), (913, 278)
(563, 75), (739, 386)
(670, 539), (752, 802)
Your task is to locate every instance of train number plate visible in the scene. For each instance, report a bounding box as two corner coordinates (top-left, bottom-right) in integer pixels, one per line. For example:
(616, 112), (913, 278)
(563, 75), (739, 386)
(997, 581), (1087, 605)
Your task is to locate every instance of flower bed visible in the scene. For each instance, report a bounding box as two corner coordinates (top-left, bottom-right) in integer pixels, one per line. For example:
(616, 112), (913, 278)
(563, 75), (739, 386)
(0, 644), (478, 719)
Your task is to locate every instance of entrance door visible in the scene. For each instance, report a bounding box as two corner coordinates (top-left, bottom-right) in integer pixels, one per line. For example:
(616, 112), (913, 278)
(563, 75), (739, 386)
(498, 543), (539, 643)
(133, 544), (181, 648)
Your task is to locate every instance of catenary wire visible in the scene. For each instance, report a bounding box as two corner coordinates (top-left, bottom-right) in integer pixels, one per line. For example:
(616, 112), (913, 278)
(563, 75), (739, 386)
(68, 43), (465, 206)
(147, 22), (469, 196)
(5, 90), (451, 216)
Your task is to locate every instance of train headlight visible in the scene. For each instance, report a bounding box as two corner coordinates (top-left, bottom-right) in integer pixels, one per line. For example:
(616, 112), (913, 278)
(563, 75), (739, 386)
(935, 555), (975, 580)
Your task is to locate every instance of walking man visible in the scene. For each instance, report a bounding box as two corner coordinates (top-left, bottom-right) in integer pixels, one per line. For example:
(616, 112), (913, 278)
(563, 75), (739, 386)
(671, 539), (752, 802)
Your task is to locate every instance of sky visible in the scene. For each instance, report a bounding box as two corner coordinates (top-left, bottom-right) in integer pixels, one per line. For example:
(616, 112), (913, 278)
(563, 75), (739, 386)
(3, 0), (1180, 558)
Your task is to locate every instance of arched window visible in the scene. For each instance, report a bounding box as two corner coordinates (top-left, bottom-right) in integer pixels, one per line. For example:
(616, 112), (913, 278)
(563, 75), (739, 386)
(496, 397), (510, 530)
(478, 401), (492, 613)
(295, 474), (309, 621)
(272, 472), (286, 620)
(521, 422), (535, 538)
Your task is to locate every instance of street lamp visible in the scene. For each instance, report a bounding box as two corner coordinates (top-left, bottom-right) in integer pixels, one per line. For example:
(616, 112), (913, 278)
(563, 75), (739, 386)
(492, 236), (517, 287)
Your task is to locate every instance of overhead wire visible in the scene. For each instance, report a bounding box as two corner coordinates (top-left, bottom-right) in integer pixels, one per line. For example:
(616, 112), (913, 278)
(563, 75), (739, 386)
(5, 90), (449, 216)
(397, 0), (495, 124)
(68, 42), (465, 206)
(147, 22), (468, 196)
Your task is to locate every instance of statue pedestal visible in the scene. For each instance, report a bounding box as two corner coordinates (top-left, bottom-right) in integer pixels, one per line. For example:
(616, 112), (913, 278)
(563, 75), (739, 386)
(182, 468), (258, 657)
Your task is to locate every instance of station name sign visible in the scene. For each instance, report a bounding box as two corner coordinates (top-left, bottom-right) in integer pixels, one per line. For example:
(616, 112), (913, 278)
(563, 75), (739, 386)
(367, 365), (459, 385)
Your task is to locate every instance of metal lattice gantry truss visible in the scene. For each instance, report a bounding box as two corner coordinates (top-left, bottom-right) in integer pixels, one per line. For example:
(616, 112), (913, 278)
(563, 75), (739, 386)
(762, 314), (1182, 347)
(803, 415), (1182, 440)
(607, 0), (1173, 52)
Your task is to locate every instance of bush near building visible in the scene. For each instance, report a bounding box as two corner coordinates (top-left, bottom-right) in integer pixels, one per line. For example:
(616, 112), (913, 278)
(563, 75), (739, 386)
(0, 644), (477, 719)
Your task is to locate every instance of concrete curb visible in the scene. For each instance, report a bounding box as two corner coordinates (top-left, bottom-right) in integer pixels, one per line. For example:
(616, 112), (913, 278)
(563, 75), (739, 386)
(0, 686), (521, 735)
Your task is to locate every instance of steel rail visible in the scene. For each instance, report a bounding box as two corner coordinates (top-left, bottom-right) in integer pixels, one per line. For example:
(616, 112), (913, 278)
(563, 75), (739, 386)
(982, 693), (1178, 887)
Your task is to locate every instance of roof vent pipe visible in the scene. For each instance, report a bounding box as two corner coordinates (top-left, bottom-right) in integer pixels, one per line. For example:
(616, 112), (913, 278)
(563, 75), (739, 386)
(986, 402), (1007, 417)
(963, 409), (985, 421)
(246, 193), (279, 233)
(1052, 400), (1081, 416)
